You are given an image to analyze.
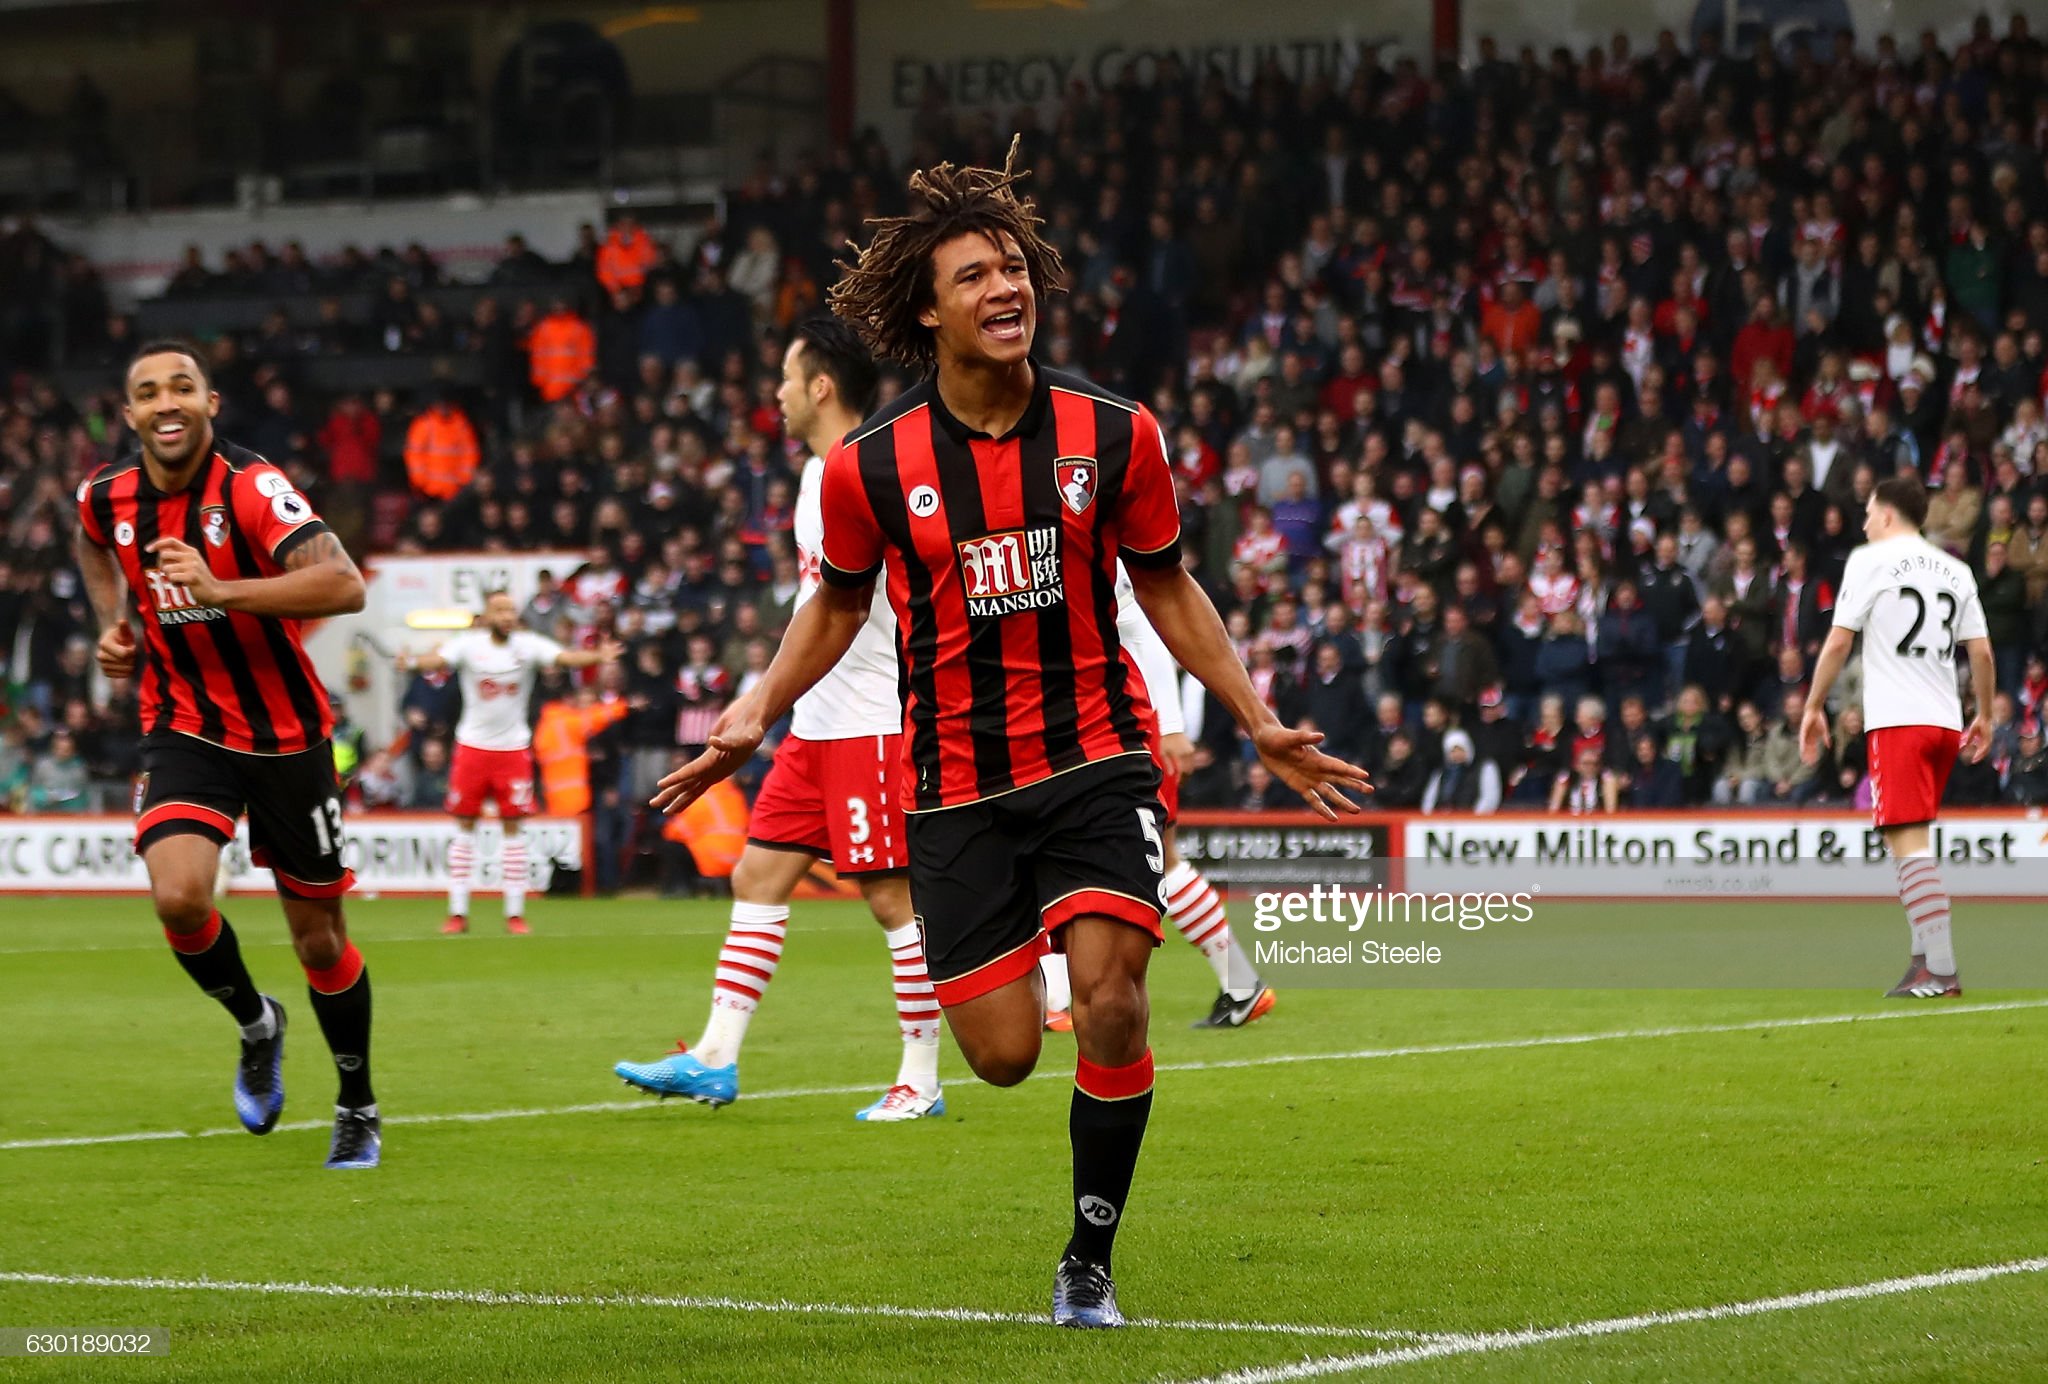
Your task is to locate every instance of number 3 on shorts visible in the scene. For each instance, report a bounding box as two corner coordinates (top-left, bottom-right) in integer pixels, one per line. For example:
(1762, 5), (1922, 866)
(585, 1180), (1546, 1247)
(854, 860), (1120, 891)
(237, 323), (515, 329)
(845, 796), (871, 845)
(1137, 806), (1162, 874)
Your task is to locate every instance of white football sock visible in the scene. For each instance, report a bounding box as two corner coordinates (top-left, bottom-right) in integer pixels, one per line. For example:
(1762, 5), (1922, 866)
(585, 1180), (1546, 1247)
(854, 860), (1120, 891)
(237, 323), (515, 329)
(882, 923), (943, 1096)
(895, 1032), (941, 1098)
(694, 902), (789, 1067)
(238, 997), (277, 1042)
(1163, 861), (1259, 999)
(447, 828), (475, 918)
(1041, 951), (1072, 1013)
(1896, 852), (1956, 974)
(501, 833), (529, 919)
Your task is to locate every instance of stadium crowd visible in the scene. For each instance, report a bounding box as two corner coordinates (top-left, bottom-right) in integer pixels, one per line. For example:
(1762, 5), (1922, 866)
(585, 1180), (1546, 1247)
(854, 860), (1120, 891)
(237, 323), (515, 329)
(9, 17), (2048, 868)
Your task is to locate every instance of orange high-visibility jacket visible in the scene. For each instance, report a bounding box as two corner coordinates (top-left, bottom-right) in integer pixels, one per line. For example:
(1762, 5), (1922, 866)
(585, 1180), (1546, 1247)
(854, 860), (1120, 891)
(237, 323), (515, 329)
(534, 696), (628, 815)
(662, 776), (748, 877)
(527, 310), (596, 402)
(595, 227), (660, 296)
(403, 405), (480, 500)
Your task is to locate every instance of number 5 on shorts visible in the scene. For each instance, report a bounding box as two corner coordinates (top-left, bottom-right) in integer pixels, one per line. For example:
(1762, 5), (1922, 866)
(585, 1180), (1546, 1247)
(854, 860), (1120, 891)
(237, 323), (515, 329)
(1137, 806), (1162, 873)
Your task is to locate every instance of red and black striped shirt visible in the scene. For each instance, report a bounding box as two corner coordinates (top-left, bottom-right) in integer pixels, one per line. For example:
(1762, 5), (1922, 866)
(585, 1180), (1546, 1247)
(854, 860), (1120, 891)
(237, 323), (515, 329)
(77, 441), (335, 755)
(820, 366), (1182, 811)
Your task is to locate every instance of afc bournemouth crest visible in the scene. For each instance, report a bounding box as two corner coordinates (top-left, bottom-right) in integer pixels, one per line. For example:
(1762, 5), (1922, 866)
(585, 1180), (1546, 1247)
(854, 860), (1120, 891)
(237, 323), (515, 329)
(201, 506), (229, 548)
(1055, 456), (1096, 515)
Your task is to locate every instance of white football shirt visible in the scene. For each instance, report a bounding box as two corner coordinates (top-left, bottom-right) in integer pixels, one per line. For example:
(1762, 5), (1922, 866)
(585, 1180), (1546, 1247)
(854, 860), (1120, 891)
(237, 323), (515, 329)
(1831, 533), (1988, 731)
(439, 629), (565, 751)
(792, 453), (902, 740)
(1113, 562), (1184, 738)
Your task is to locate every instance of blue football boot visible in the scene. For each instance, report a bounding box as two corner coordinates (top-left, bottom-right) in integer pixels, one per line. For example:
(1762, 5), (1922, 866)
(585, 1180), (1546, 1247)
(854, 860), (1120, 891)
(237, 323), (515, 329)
(614, 1045), (739, 1108)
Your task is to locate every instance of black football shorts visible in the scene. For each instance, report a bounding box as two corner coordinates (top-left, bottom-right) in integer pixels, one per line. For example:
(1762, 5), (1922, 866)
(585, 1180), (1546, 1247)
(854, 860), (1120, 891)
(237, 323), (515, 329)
(134, 732), (354, 898)
(909, 753), (1166, 1006)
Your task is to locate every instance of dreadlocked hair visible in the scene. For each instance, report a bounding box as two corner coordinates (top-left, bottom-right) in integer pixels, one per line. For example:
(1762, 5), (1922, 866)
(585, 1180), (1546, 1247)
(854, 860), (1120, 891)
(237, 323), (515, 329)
(828, 134), (1066, 373)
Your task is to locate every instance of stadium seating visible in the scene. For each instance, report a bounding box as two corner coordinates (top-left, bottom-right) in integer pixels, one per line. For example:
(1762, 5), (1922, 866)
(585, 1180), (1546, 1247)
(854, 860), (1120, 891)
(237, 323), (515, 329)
(6, 21), (2048, 861)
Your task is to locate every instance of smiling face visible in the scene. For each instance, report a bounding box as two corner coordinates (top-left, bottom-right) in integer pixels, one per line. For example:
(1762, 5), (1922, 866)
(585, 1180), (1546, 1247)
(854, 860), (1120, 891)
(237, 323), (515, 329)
(124, 350), (218, 473)
(919, 230), (1035, 369)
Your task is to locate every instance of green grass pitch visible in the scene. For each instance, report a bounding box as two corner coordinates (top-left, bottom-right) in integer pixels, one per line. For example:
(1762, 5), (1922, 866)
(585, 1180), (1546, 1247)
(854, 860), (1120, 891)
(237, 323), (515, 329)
(2, 895), (2045, 1382)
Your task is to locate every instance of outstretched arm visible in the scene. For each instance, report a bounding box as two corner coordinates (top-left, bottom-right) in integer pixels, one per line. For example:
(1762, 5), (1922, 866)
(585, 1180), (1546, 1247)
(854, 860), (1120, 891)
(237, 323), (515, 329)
(650, 581), (871, 812)
(1126, 562), (1369, 818)
(150, 530), (367, 619)
(557, 640), (625, 670)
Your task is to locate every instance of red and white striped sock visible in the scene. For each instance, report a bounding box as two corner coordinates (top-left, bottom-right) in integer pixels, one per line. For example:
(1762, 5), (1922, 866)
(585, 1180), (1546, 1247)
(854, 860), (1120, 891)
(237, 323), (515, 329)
(1163, 862), (1258, 1000)
(1896, 853), (1956, 974)
(501, 833), (529, 920)
(447, 828), (475, 918)
(885, 923), (942, 1096)
(695, 902), (789, 1067)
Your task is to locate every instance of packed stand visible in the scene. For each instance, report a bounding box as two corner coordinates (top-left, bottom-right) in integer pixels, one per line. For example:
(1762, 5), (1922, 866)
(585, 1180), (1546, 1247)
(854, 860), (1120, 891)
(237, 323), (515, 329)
(7, 22), (2048, 846)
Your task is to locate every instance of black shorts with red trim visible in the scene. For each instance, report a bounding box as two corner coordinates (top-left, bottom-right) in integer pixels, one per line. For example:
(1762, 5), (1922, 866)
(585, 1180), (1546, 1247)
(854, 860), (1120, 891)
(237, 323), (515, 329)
(907, 753), (1166, 1008)
(134, 732), (355, 899)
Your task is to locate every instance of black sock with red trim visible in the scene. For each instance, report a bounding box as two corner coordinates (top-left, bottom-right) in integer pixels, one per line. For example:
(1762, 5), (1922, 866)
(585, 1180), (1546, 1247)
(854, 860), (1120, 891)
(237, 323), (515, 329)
(166, 910), (265, 1027)
(1066, 1050), (1154, 1268)
(304, 943), (375, 1108)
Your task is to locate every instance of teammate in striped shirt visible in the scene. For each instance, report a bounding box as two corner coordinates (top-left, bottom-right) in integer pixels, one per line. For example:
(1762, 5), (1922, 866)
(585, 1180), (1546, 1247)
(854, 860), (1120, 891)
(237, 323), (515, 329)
(1041, 565), (1274, 1031)
(396, 592), (621, 934)
(651, 144), (1367, 1326)
(614, 316), (946, 1121)
(1801, 472), (1994, 997)
(74, 341), (381, 1169)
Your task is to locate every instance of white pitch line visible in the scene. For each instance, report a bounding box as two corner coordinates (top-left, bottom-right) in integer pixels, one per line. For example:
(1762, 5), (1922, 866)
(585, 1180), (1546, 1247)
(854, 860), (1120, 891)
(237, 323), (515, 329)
(4, 997), (2044, 1153)
(1154, 996), (2048, 1074)
(0, 1270), (1437, 1343)
(1171, 1255), (2048, 1383)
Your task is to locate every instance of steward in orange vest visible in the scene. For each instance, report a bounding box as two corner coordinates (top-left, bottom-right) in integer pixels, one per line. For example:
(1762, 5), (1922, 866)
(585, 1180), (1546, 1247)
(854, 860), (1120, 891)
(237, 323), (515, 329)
(662, 775), (747, 878)
(402, 397), (480, 500)
(527, 299), (596, 403)
(595, 215), (660, 297)
(534, 691), (628, 816)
